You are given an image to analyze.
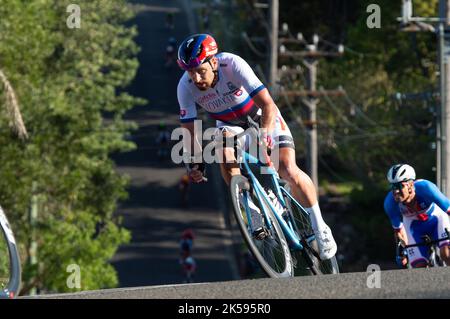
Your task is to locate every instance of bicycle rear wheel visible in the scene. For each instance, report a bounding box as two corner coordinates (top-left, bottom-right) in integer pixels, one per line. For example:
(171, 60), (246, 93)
(0, 206), (21, 298)
(280, 181), (339, 275)
(230, 175), (294, 278)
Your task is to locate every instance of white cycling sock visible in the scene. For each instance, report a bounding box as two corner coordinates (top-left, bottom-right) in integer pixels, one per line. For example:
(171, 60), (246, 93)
(305, 203), (327, 231)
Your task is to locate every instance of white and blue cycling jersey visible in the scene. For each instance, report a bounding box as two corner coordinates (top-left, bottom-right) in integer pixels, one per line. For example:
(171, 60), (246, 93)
(384, 179), (450, 265)
(384, 179), (450, 229)
(177, 52), (295, 149)
(177, 52), (265, 126)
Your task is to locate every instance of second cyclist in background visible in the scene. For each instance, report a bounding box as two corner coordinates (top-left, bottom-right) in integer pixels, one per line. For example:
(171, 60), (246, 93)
(179, 229), (196, 283)
(156, 121), (171, 160)
(384, 164), (450, 268)
(165, 37), (177, 68)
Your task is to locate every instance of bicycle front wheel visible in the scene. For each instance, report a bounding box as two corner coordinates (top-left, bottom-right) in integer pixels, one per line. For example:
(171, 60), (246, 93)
(281, 181), (339, 275)
(230, 175), (294, 278)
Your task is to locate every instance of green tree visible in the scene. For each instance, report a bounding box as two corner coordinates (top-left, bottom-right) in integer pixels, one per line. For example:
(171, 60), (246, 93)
(0, 0), (145, 293)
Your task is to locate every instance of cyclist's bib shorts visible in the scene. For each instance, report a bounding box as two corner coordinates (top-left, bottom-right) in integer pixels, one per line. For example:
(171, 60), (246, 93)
(215, 107), (295, 152)
(403, 204), (450, 266)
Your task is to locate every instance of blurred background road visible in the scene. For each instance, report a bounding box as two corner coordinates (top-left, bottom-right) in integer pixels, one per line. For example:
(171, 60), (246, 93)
(110, 0), (238, 287)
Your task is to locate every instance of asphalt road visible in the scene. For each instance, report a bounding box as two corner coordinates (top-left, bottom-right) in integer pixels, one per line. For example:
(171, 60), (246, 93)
(109, 0), (236, 287)
(30, 267), (450, 298)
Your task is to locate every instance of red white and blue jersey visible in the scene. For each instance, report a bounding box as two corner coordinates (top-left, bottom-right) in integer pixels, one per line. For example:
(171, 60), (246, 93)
(177, 52), (265, 126)
(384, 179), (450, 230)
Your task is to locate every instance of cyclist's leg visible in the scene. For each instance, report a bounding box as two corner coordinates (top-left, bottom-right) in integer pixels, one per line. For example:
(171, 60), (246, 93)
(216, 122), (268, 236)
(432, 206), (450, 265)
(406, 218), (429, 267)
(271, 112), (337, 259)
(270, 112), (317, 213)
(214, 122), (246, 186)
(269, 113), (313, 207)
(439, 242), (450, 266)
(275, 148), (316, 208)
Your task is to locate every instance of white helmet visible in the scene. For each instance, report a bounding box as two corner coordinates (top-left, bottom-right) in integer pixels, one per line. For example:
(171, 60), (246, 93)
(387, 164), (416, 184)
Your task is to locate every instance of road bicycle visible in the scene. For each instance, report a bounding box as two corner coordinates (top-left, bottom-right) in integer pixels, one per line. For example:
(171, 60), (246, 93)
(0, 205), (21, 298)
(228, 117), (339, 278)
(396, 228), (449, 268)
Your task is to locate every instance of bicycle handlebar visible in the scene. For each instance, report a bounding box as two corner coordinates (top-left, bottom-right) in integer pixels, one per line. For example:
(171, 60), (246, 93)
(403, 235), (450, 249)
(183, 116), (270, 180)
(231, 124), (260, 146)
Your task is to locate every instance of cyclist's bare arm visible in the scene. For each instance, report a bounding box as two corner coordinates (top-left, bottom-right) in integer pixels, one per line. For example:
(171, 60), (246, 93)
(394, 226), (408, 267)
(252, 88), (277, 134)
(395, 226), (408, 246)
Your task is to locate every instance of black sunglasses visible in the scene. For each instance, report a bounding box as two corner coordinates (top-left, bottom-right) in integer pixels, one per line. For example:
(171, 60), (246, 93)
(391, 182), (406, 191)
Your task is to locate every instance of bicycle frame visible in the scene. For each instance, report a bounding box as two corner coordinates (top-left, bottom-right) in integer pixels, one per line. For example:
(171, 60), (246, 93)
(238, 147), (314, 253)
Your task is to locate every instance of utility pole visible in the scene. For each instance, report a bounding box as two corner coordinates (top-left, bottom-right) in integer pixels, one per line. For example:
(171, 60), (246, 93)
(268, 0), (279, 95)
(29, 181), (38, 296)
(247, 4), (343, 188)
(302, 57), (319, 188)
(440, 0), (450, 195)
(399, 0), (450, 194)
(279, 32), (344, 188)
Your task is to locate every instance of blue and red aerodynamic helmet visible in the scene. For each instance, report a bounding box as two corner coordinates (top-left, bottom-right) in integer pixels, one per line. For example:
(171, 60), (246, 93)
(177, 34), (218, 71)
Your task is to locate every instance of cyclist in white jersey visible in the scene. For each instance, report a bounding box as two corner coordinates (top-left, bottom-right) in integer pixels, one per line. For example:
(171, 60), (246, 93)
(176, 34), (337, 260)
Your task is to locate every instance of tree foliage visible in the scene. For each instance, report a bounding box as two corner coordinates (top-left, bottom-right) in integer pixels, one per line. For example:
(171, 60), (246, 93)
(0, 0), (144, 293)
